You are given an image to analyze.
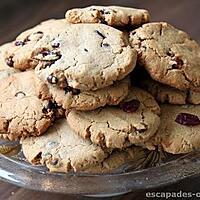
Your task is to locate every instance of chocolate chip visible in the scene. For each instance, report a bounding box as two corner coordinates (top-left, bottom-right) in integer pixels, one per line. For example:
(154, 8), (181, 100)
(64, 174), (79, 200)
(90, 8), (97, 11)
(102, 43), (110, 47)
(35, 152), (42, 161)
(15, 91), (26, 97)
(6, 56), (14, 67)
(167, 51), (174, 57)
(100, 18), (108, 25)
(51, 158), (58, 165)
(39, 50), (61, 61)
(45, 62), (54, 68)
(41, 51), (51, 57)
(42, 101), (59, 114)
(24, 37), (30, 43)
(95, 30), (106, 39)
(99, 10), (104, 14)
(47, 75), (58, 84)
(34, 50), (61, 62)
(42, 107), (48, 114)
(64, 86), (80, 95)
(137, 128), (147, 133)
(103, 10), (110, 14)
(46, 101), (59, 110)
(120, 100), (140, 113)
(175, 113), (200, 126)
(84, 48), (88, 52)
(52, 42), (60, 48)
(131, 31), (136, 36)
(15, 41), (25, 46)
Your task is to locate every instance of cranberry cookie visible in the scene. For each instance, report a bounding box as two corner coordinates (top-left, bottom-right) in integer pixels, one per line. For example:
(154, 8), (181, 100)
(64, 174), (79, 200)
(130, 22), (200, 92)
(67, 87), (160, 149)
(145, 104), (200, 154)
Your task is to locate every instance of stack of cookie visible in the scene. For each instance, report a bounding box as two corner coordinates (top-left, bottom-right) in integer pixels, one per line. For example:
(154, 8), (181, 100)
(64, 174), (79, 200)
(0, 5), (199, 173)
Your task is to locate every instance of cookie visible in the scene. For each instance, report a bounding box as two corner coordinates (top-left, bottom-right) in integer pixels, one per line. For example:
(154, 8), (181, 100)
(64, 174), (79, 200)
(4, 19), (68, 71)
(145, 104), (200, 154)
(5, 19), (137, 90)
(21, 119), (145, 173)
(140, 77), (200, 105)
(40, 77), (130, 111)
(0, 43), (19, 79)
(0, 71), (60, 141)
(34, 23), (136, 91)
(65, 6), (150, 27)
(129, 22), (200, 92)
(67, 87), (160, 149)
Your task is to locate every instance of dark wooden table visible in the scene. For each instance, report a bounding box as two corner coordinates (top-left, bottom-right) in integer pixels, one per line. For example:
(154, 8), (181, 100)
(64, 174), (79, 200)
(0, 0), (200, 199)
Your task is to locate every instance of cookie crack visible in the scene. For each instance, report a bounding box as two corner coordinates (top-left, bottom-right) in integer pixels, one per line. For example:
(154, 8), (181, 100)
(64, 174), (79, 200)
(106, 121), (127, 134)
(140, 110), (148, 132)
(142, 44), (195, 87)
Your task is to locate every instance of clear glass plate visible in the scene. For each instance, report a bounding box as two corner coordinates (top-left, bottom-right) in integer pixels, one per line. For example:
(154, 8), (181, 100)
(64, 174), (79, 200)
(0, 139), (200, 197)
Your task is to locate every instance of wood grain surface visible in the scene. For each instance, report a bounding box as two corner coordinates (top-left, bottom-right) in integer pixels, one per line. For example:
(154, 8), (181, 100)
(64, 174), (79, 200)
(0, 0), (199, 199)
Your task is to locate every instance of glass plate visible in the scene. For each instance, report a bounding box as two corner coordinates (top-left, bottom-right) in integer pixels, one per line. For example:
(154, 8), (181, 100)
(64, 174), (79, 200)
(0, 139), (200, 197)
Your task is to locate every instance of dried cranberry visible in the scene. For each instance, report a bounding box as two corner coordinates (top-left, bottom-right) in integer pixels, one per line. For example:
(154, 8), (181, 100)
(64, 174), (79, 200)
(175, 113), (200, 126)
(175, 57), (184, 66)
(6, 56), (14, 67)
(171, 57), (184, 69)
(120, 100), (140, 113)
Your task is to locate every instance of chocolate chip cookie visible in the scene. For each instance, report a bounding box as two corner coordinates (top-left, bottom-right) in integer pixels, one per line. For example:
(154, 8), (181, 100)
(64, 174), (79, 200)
(5, 19), (137, 91)
(40, 77), (130, 111)
(140, 77), (200, 105)
(129, 22), (200, 92)
(4, 19), (68, 70)
(0, 71), (60, 140)
(0, 43), (19, 79)
(21, 119), (146, 173)
(65, 6), (150, 27)
(67, 87), (160, 149)
(145, 104), (200, 154)
(35, 23), (137, 91)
